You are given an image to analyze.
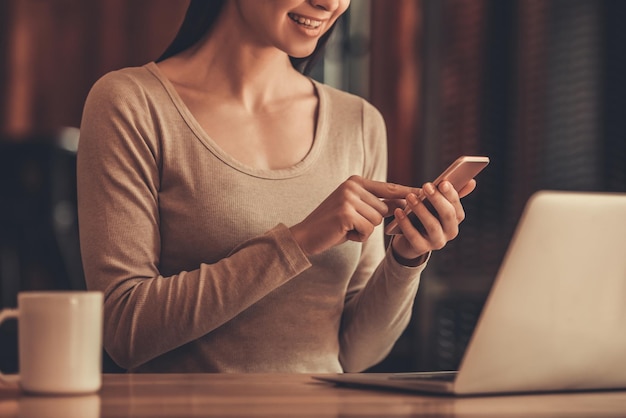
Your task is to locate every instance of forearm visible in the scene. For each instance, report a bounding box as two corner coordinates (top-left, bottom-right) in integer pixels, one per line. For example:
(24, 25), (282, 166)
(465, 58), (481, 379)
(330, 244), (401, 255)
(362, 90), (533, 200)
(339, 246), (426, 372)
(87, 224), (310, 370)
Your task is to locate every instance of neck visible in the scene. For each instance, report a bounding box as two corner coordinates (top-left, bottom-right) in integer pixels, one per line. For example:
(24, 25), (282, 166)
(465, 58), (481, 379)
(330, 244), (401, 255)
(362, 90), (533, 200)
(166, 7), (306, 112)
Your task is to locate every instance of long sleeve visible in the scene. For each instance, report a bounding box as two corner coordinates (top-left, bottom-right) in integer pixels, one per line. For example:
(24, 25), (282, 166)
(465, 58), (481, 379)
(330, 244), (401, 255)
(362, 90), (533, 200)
(78, 72), (311, 369)
(338, 103), (425, 372)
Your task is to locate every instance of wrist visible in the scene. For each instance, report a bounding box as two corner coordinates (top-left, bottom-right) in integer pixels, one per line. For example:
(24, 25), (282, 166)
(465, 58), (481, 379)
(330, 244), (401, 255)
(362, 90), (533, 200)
(390, 238), (429, 267)
(289, 223), (310, 256)
(391, 249), (429, 267)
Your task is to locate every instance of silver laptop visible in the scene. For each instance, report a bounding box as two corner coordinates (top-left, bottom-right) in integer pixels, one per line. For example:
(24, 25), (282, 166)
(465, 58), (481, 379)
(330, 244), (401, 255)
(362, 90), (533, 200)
(315, 190), (626, 395)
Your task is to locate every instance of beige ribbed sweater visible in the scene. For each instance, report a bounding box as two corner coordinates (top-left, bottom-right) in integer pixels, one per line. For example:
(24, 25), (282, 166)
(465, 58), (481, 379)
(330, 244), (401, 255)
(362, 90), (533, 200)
(77, 62), (426, 373)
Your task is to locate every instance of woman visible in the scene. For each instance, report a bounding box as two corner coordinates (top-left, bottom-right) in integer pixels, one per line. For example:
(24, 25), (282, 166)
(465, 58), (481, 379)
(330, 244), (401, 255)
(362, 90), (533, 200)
(77, 0), (476, 373)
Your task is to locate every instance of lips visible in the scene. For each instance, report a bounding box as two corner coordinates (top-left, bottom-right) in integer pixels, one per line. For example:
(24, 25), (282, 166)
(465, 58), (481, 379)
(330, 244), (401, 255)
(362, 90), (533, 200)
(288, 13), (322, 29)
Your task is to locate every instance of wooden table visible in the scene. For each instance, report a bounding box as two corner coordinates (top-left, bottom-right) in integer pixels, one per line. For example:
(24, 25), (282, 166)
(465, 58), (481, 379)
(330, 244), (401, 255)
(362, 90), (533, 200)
(1, 373), (626, 417)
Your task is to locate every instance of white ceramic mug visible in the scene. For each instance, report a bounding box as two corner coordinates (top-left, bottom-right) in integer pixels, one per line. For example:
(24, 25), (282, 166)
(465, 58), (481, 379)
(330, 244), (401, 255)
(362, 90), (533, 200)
(0, 291), (103, 395)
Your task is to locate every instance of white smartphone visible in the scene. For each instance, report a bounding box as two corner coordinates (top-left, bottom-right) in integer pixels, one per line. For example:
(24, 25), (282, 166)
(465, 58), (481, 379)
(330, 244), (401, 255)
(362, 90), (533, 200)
(385, 155), (490, 235)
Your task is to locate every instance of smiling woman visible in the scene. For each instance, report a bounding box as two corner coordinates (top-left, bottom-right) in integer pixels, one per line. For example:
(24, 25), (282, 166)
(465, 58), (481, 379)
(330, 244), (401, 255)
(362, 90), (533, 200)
(77, 0), (477, 374)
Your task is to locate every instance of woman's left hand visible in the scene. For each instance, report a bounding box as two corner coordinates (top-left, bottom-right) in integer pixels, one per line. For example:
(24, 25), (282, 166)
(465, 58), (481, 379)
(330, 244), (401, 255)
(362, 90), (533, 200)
(390, 179), (476, 264)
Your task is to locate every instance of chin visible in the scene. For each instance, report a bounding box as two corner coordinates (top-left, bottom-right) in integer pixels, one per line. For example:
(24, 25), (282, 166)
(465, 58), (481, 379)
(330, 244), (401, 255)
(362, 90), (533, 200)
(288, 48), (317, 60)
(282, 40), (318, 60)
(290, 53), (314, 60)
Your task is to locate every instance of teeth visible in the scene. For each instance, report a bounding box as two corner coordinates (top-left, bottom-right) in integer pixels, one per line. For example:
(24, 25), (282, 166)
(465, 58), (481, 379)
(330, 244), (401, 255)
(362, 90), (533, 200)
(289, 13), (322, 29)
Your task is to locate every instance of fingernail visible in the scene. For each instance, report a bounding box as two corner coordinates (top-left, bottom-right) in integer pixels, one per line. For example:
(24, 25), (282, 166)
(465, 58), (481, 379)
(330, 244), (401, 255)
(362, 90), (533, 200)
(425, 183), (435, 195)
(440, 181), (451, 192)
(395, 208), (405, 220)
(407, 193), (419, 205)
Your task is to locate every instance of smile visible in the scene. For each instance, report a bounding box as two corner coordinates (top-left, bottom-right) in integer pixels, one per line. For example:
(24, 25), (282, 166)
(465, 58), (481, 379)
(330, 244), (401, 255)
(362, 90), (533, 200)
(288, 13), (322, 29)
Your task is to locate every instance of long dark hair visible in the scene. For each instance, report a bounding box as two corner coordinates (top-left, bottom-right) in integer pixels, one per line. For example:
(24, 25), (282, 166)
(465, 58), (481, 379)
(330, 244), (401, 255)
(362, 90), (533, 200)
(157, 0), (338, 75)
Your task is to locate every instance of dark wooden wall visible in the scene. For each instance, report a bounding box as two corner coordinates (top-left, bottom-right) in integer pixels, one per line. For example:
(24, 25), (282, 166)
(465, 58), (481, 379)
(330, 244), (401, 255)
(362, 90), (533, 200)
(0, 0), (188, 137)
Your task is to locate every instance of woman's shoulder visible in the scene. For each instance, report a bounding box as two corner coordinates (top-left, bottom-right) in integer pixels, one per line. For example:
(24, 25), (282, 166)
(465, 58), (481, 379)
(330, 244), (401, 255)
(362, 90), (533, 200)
(313, 80), (383, 120)
(81, 63), (172, 136)
(313, 80), (385, 131)
(313, 80), (366, 105)
(87, 63), (162, 103)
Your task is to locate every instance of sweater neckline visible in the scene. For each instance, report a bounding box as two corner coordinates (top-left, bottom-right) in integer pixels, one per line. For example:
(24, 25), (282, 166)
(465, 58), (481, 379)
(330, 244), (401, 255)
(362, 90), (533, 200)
(145, 61), (327, 180)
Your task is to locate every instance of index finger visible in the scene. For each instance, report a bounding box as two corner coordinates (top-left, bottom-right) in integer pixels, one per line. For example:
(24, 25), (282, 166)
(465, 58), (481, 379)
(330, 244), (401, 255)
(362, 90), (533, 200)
(357, 177), (420, 200)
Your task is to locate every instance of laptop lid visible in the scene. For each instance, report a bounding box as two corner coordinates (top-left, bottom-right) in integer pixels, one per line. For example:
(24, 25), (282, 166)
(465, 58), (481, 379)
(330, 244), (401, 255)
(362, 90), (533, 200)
(454, 190), (626, 394)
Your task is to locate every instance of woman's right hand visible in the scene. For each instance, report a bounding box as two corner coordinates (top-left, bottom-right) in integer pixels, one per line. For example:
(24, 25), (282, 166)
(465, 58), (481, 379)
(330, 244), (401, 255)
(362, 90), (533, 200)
(289, 175), (419, 256)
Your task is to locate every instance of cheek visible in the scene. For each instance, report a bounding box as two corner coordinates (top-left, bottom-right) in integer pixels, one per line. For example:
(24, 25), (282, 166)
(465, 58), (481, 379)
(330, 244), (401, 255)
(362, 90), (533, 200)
(337, 0), (351, 17)
(329, 1), (351, 28)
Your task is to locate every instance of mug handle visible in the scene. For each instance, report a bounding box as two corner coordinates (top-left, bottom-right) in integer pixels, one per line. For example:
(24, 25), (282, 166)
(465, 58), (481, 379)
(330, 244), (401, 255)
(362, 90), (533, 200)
(0, 309), (20, 384)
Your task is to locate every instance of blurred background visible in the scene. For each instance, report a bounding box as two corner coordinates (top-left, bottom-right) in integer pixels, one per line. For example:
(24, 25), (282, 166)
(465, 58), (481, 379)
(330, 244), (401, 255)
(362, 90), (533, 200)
(1, 0), (625, 374)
